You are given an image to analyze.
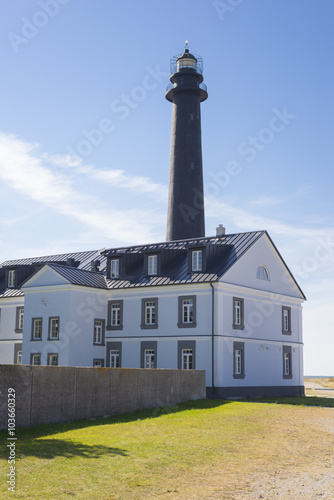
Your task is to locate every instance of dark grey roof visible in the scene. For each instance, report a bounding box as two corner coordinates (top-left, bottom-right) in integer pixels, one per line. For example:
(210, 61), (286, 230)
(1, 250), (106, 272)
(0, 231), (306, 299)
(103, 231), (265, 289)
(44, 264), (108, 289)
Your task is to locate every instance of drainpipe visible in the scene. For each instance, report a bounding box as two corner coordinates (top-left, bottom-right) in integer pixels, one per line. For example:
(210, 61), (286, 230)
(210, 281), (215, 393)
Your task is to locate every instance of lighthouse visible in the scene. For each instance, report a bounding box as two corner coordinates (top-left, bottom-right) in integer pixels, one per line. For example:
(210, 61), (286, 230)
(166, 43), (208, 241)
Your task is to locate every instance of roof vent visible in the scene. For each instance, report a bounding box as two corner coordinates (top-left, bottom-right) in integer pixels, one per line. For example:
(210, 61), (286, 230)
(91, 260), (100, 272)
(216, 224), (226, 237)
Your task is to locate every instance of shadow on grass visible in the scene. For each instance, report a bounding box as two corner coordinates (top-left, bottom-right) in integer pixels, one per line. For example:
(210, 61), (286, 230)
(15, 439), (128, 460)
(245, 396), (334, 408)
(0, 399), (231, 442)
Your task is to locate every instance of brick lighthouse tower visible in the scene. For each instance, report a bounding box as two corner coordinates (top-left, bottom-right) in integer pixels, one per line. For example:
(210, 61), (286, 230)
(166, 43), (208, 241)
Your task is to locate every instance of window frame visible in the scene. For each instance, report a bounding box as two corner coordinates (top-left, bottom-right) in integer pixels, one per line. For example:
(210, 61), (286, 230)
(147, 254), (158, 276)
(141, 298), (158, 329)
(14, 344), (22, 364)
(93, 358), (104, 367)
(144, 349), (155, 369)
(192, 250), (202, 272)
(47, 353), (58, 366)
(31, 353), (41, 365)
(15, 306), (24, 333)
(106, 341), (122, 368)
(178, 340), (196, 369)
(8, 269), (16, 288)
(31, 317), (43, 341)
(48, 317), (60, 341)
(283, 346), (292, 379)
(93, 319), (105, 346)
(110, 258), (120, 279)
(109, 349), (120, 368)
(233, 341), (245, 379)
(233, 297), (244, 330)
(182, 349), (193, 369)
(107, 300), (123, 330)
(178, 295), (197, 328)
(140, 341), (157, 369)
(188, 247), (206, 273)
(256, 265), (270, 281)
(282, 306), (292, 334)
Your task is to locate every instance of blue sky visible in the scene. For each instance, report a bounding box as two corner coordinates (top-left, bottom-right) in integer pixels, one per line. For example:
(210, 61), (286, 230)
(0, 0), (333, 375)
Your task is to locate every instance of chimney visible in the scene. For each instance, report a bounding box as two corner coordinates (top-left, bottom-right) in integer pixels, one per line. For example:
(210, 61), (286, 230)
(216, 224), (226, 237)
(91, 260), (100, 272)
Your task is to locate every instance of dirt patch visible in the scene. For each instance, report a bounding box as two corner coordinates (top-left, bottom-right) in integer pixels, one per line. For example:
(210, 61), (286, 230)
(304, 377), (334, 399)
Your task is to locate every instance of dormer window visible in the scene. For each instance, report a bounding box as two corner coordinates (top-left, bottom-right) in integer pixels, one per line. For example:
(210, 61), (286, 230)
(147, 255), (158, 276)
(8, 269), (16, 288)
(256, 265), (269, 281)
(192, 250), (202, 272)
(110, 259), (120, 278)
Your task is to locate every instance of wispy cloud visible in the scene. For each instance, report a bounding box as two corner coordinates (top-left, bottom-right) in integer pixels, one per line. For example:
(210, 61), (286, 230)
(41, 152), (168, 199)
(0, 133), (166, 245)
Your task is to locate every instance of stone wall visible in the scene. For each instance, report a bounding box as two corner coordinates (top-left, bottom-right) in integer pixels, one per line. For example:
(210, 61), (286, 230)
(0, 365), (205, 429)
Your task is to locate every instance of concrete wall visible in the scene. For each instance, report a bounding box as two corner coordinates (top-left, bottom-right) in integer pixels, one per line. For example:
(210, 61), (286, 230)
(0, 364), (206, 429)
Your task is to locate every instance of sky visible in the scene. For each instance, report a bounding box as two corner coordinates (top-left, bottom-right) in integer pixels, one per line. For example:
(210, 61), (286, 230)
(0, 0), (333, 376)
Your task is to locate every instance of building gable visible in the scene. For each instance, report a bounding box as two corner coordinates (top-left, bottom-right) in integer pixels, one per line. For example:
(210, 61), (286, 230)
(21, 265), (71, 289)
(220, 233), (305, 300)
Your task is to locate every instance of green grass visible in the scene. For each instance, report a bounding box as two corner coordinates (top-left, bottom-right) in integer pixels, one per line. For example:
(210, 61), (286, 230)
(1, 398), (333, 499)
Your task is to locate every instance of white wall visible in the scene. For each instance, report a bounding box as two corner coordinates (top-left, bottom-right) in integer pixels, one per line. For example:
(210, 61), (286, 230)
(215, 337), (303, 388)
(0, 297), (24, 364)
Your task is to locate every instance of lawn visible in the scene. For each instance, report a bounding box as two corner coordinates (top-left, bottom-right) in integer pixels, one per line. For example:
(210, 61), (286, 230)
(1, 397), (333, 499)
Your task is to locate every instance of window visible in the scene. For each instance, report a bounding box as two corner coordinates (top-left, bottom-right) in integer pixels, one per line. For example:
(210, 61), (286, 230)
(144, 349), (155, 369)
(233, 298), (244, 330)
(47, 353), (58, 366)
(110, 350), (120, 368)
(141, 298), (158, 329)
(14, 344), (22, 364)
(282, 307), (291, 334)
(178, 340), (196, 369)
(16, 351), (22, 365)
(283, 346), (292, 378)
(147, 254), (158, 276)
(48, 317), (59, 340)
(182, 349), (193, 369)
(233, 341), (245, 379)
(235, 350), (242, 374)
(110, 259), (120, 278)
(145, 302), (156, 324)
(107, 300), (123, 330)
(8, 269), (16, 288)
(106, 342), (122, 368)
(192, 250), (202, 272)
(31, 353), (41, 365)
(93, 319), (105, 345)
(15, 307), (24, 333)
(140, 341), (157, 368)
(182, 299), (193, 323)
(256, 265), (270, 280)
(32, 318), (42, 340)
(18, 309), (24, 330)
(93, 359), (104, 367)
(178, 296), (197, 328)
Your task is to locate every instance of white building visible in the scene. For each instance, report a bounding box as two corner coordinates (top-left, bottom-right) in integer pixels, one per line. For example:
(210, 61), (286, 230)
(0, 229), (305, 398)
(0, 46), (306, 397)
